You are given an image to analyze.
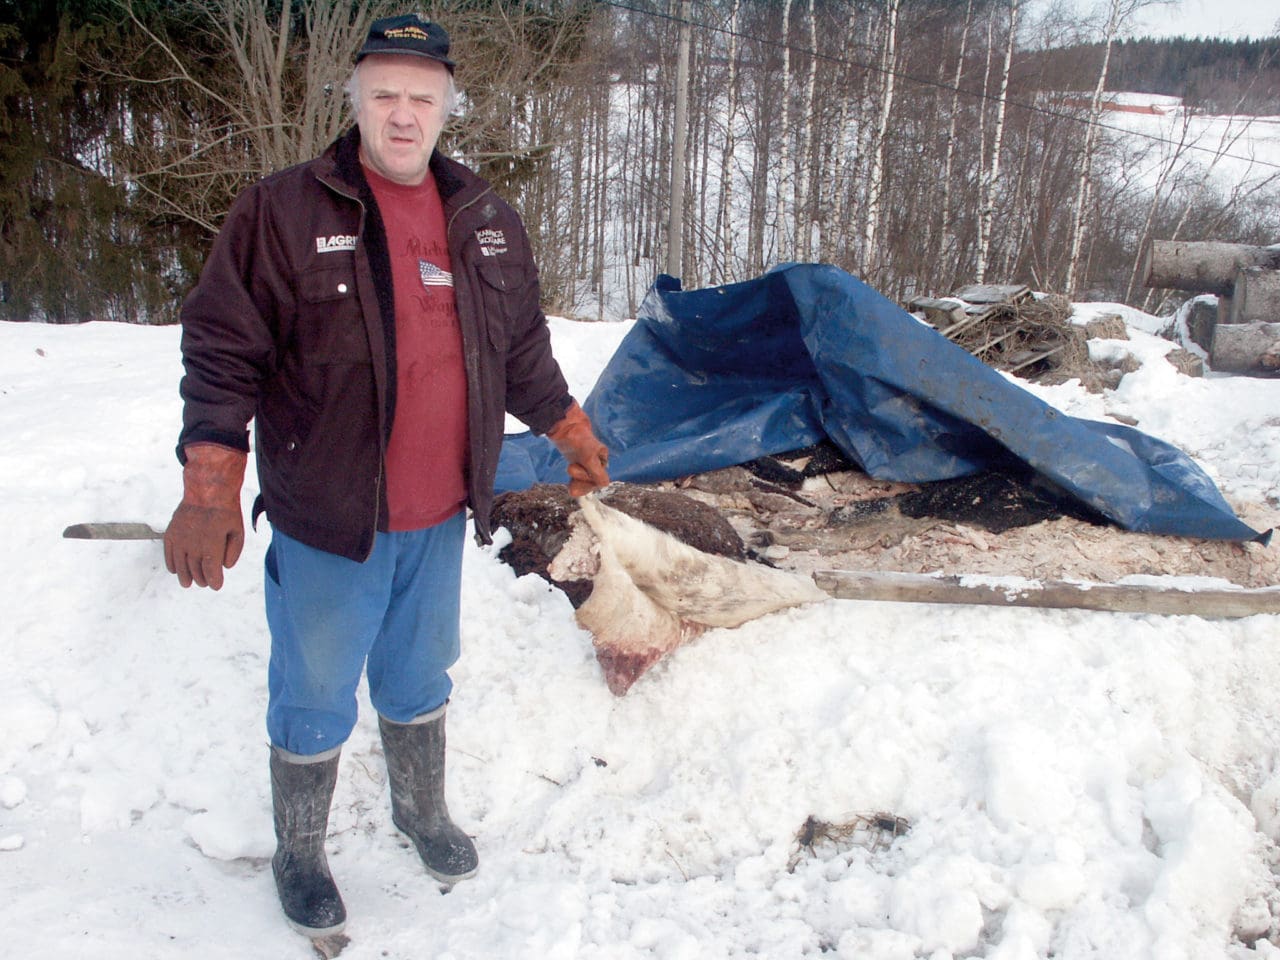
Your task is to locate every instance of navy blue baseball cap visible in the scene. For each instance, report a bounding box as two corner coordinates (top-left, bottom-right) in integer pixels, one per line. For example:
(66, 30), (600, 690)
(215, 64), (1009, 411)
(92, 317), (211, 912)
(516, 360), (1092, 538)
(356, 13), (455, 72)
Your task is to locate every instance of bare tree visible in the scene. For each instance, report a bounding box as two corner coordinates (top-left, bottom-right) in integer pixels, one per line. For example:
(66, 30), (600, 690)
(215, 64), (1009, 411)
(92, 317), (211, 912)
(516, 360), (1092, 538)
(822, 4), (862, 265)
(1062, 0), (1172, 294)
(939, 0), (976, 277)
(61, 0), (1280, 323)
(974, 0), (1019, 284)
(860, 0), (900, 281)
(89, 0), (593, 240)
(775, 0), (795, 258)
(89, 0), (382, 233)
(713, 0), (743, 281)
(796, 0), (818, 261)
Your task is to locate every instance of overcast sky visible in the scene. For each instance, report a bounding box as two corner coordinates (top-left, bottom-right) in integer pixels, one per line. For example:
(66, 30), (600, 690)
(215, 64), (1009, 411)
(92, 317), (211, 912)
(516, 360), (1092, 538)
(1037, 0), (1280, 40)
(1116, 0), (1277, 40)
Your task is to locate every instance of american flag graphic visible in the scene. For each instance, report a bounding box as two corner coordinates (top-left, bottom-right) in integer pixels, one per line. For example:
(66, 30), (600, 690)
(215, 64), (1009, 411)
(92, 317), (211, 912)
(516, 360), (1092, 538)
(418, 259), (453, 288)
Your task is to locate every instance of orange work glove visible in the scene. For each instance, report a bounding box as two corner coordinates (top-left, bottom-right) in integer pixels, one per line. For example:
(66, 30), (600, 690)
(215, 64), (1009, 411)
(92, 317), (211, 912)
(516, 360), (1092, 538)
(164, 443), (248, 590)
(545, 401), (610, 497)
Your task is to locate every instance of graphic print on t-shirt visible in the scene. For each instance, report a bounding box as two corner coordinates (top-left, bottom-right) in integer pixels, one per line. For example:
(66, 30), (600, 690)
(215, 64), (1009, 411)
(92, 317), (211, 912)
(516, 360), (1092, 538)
(364, 164), (468, 531)
(419, 259), (453, 288)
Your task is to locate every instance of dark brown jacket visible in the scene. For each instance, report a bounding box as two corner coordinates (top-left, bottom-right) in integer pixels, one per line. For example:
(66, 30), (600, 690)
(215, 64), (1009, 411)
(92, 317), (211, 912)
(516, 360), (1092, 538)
(177, 128), (571, 560)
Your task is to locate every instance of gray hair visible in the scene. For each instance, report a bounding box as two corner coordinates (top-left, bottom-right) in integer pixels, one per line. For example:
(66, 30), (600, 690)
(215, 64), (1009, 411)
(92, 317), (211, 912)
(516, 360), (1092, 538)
(343, 61), (459, 115)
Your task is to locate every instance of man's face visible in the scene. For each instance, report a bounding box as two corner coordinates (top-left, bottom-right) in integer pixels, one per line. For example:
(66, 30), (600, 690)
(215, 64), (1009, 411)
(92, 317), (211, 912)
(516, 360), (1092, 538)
(355, 54), (451, 186)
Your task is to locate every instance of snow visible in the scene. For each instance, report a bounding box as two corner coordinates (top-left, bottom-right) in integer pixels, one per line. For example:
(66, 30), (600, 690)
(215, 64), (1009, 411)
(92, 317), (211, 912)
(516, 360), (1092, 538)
(2, 314), (1279, 959)
(1095, 98), (1280, 195)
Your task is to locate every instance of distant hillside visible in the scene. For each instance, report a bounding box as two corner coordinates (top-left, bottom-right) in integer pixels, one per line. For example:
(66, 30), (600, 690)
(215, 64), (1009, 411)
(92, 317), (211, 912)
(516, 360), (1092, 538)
(1024, 36), (1280, 114)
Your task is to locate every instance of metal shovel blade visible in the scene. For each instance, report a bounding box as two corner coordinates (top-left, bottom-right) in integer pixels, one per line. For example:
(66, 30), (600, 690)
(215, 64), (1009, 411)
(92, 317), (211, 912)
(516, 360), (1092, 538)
(62, 522), (166, 540)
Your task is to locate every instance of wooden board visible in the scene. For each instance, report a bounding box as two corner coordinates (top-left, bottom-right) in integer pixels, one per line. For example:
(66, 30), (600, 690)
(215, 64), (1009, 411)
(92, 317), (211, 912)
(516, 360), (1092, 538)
(950, 283), (1031, 305)
(812, 568), (1280, 619)
(908, 297), (966, 327)
(62, 522), (165, 540)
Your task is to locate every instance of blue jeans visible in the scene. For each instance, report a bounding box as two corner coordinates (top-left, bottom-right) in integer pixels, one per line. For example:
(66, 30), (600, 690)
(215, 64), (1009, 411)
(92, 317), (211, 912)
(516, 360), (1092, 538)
(263, 511), (465, 756)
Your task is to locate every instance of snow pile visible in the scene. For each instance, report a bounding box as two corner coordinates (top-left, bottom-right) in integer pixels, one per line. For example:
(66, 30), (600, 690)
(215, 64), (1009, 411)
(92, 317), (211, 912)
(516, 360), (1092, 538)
(1, 315), (1279, 959)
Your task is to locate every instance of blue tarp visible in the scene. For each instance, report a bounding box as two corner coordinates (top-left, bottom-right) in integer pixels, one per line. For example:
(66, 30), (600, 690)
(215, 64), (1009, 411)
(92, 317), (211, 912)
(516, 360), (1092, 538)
(498, 264), (1268, 543)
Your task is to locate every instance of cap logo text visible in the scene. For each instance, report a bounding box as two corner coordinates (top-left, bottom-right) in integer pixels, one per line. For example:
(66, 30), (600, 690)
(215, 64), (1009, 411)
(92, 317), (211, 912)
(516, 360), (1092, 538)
(386, 26), (431, 41)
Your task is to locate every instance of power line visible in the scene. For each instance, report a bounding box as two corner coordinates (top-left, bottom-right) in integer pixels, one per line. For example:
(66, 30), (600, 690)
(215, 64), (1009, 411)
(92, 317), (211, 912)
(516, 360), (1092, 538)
(595, 0), (1280, 175)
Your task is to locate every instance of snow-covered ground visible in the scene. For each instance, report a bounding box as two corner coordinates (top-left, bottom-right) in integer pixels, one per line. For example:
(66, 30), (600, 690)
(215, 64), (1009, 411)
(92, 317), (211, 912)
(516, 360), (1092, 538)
(2, 313), (1279, 959)
(1097, 92), (1280, 196)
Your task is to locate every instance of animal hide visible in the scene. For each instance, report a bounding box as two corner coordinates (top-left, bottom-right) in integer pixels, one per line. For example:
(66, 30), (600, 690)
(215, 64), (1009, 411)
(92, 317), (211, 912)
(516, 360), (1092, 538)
(555, 496), (827, 694)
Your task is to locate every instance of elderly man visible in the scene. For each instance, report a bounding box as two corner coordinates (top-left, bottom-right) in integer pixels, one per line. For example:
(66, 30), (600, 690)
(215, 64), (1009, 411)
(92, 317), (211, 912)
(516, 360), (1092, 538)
(164, 12), (609, 936)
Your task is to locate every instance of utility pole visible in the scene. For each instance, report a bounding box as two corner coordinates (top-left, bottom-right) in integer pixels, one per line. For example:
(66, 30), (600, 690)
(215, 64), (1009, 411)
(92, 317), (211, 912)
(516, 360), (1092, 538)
(667, 0), (691, 279)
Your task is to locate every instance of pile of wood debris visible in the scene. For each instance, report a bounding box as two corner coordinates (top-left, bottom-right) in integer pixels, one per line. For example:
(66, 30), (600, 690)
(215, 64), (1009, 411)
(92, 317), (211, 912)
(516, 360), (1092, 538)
(909, 284), (1084, 382)
(908, 284), (1201, 390)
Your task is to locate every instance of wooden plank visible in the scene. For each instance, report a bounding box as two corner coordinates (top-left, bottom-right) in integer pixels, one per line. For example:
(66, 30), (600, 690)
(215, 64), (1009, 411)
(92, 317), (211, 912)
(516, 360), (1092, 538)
(909, 296), (965, 314)
(1007, 344), (1065, 373)
(951, 283), (1031, 304)
(812, 569), (1280, 619)
(939, 303), (1003, 337)
(939, 314), (985, 338)
(62, 522), (166, 540)
(909, 297), (966, 328)
(972, 329), (1020, 355)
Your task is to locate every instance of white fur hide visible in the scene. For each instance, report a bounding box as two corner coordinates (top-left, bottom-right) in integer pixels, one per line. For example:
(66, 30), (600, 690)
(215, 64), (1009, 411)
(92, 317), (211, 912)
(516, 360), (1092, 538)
(558, 496), (828, 694)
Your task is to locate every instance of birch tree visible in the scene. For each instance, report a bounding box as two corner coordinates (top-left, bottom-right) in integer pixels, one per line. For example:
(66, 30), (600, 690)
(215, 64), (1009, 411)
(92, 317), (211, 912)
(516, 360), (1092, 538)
(860, 0), (900, 281)
(937, 0), (975, 278)
(974, 0), (1019, 284)
(796, 0), (818, 261)
(824, 5), (861, 261)
(1059, 0), (1171, 294)
(713, 0), (742, 280)
(775, 0), (794, 258)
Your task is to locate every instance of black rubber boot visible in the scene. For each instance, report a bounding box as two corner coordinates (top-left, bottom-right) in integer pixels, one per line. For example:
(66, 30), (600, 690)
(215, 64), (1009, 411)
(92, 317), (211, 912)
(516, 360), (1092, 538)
(269, 746), (347, 937)
(379, 706), (479, 883)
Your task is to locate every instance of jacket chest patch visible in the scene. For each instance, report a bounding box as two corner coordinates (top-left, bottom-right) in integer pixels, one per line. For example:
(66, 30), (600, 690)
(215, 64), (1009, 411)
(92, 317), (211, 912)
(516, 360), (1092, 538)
(476, 228), (507, 257)
(316, 234), (357, 253)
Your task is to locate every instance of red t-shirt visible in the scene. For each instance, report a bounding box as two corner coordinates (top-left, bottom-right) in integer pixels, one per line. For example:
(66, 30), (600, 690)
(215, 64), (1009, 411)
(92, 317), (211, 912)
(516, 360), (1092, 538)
(365, 165), (469, 531)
